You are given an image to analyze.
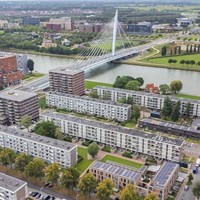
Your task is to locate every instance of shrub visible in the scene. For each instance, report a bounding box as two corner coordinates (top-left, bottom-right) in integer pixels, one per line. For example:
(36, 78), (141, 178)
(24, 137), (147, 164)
(64, 135), (73, 142)
(102, 145), (111, 153)
(82, 140), (92, 147)
(122, 151), (132, 158)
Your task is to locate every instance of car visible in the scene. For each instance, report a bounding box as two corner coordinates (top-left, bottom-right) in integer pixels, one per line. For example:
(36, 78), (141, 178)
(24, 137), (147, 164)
(50, 196), (55, 200)
(36, 193), (41, 199)
(31, 191), (39, 197)
(48, 184), (54, 188)
(184, 186), (189, 191)
(44, 182), (50, 187)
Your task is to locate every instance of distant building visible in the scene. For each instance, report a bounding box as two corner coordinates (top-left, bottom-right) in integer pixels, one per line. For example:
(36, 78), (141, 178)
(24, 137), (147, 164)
(46, 23), (62, 31)
(144, 83), (159, 94)
(22, 16), (40, 26)
(0, 20), (8, 29)
(49, 67), (85, 95)
(0, 172), (28, 200)
(16, 54), (28, 75)
(42, 40), (57, 48)
(126, 22), (153, 35)
(61, 39), (71, 46)
(0, 89), (39, 125)
(79, 23), (104, 33)
(177, 18), (193, 27)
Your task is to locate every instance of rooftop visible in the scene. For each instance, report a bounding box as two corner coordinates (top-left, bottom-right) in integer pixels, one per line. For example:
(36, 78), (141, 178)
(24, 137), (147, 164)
(0, 125), (76, 151)
(0, 173), (26, 192)
(46, 92), (131, 108)
(90, 161), (141, 182)
(41, 111), (184, 146)
(49, 67), (84, 75)
(153, 161), (178, 188)
(0, 89), (38, 102)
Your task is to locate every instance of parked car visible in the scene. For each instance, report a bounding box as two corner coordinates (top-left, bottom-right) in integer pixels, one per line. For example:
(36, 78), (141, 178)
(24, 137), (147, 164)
(184, 186), (189, 191)
(44, 182), (50, 187)
(31, 191), (38, 197)
(36, 193), (41, 199)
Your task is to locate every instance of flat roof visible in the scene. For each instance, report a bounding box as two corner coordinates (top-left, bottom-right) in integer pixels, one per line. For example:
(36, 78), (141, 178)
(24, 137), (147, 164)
(153, 161), (178, 188)
(0, 125), (76, 151)
(49, 67), (83, 75)
(0, 173), (26, 192)
(0, 89), (38, 102)
(41, 111), (184, 146)
(94, 86), (200, 104)
(47, 92), (131, 108)
(90, 161), (141, 182)
(140, 118), (200, 135)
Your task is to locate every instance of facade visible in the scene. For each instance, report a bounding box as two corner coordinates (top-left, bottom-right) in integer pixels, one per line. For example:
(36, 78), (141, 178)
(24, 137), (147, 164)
(94, 86), (200, 117)
(22, 16), (40, 26)
(0, 55), (22, 88)
(49, 67), (85, 95)
(15, 54), (28, 75)
(0, 125), (77, 167)
(46, 17), (72, 30)
(40, 111), (184, 162)
(139, 118), (200, 139)
(89, 161), (179, 200)
(46, 92), (131, 122)
(126, 22), (153, 35)
(46, 23), (62, 31)
(0, 89), (39, 124)
(79, 23), (104, 33)
(177, 18), (193, 27)
(0, 173), (27, 200)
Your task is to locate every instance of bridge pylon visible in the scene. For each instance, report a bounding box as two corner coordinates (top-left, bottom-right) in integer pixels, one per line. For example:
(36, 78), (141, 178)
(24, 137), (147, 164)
(112, 10), (118, 56)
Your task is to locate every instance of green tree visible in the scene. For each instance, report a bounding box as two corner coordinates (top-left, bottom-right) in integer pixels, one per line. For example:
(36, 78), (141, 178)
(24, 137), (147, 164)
(132, 105), (141, 122)
(185, 103), (191, 118)
(89, 90), (99, 99)
(159, 84), (170, 95)
(171, 101), (181, 122)
(27, 59), (34, 73)
(113, 76), (134, 89)
(61, 168), (80, 191)
(180, 60), (185, 65)
(126, 96), (134, 105)
(102, 92), (110, 100)
(117, 98), (126, 104)
(193, 181), (200, 200)
(88, 142), (99, 158)
(0, 148), (16, 169)
(190, 60), (195, 66)
(161, 97), (173, 119)
(55, 127), (63, 140)
(120, 184), (137, 200)
(144, 192), (158, 200)
(188, 173), (194, 183)
(25, 158), (45, 179)
(34, 121), (57, 138)
(96, 178), (114, 200)
(170, 80), (183, 93)
(186, 60), (190, 66)
(20, 115), (32, 131)
(78, 173), (97, 197)
(44, 163), (61, 185)
(125, 80), (140, 91)
(161, 46), (167, 56)
(15, 153), (32, 174)
(135, 77), (144, 87)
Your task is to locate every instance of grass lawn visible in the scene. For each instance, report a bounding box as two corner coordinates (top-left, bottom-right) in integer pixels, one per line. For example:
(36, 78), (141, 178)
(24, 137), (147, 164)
(124, 120), (136, 128)
(85, 80), (113, 89)
(0, 30), (4, 35)
(22, 72), (45, 81)
(75, 147), (93, 174)
(174, 93), (200, 101)
(101, 155), (143, 169)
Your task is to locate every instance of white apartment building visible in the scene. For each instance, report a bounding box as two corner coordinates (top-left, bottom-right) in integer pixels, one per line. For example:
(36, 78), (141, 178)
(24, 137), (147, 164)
(0, 173), (27, 200)
(46, 92), (132, 122)
(0, 125), (77, 168)
(15, 54), (28, 75)
(40, 111), (184, 162)
(94, 86), (200, 117)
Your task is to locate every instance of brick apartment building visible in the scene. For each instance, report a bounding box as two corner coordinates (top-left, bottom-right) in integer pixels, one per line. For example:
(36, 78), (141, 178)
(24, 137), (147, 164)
(0, 55), (22, 88)
(49, 67), (85, 95)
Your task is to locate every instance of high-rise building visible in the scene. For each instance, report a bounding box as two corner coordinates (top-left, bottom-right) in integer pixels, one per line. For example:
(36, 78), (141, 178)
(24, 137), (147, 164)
(22, 16), (40, 26)
(49, 67), (85, 95)
(0, 89), (39, 125)
(15, 54), (28, 75)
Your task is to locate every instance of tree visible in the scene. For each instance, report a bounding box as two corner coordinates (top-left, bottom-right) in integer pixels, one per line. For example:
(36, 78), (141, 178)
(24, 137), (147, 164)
(161, 46), (167, 56)
(125, 80), (140, 91)
(132, 105), (141, 122)
(15, 153), (32, 174)
(25, 158), (45, 179)
(61, 168), (80, 191)
(96, 178), (114, 200)
(159, 84), (170, 95)
(88, 142), (99, 158)
(171, 101), (181, 122)
(180, 60), (185, 65)
(144, 192), (158, 200)
(185, 60), (190, 66)
(89, 90), (99, 99)
(102, 92), (110, 100)
(190, 60), (195, 66)
(193, 181), (200, 200)
(20, 115), (32, 131)
(27, 59), (34, 73)
(44, 163), (61, 185)
(188, 173), (194, 184)
(120, 184), (137, 200)
(117, 98), (126, 104)
(185, 103), (191, 118)
(126, 96), (134, 105)
(170, 80), (183, 93)
(55, 128), (63, 140)
(113, 76), (135, 89)
(161, 97), (173, 119)
(168, 59), (173, 64)
(135, 77), (144, 87)
(78, 173), (97, 197)
(0, 148), (16, 169)
(34, 121), (57, 138)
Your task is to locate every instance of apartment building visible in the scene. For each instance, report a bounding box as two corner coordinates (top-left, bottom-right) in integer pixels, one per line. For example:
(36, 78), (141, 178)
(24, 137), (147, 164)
(49, 68), (85, 96)
(40, 111), (184, 162)
(46, 92), (131, 122)
(89, 161), (178, 200)
(0, 173), (27, 200)
(0, 89), (39, 125)
(22, 16), (40, 26)
(0, 125), (77, 168)
(139, 118), (200, 139)
(94, 86), (200, 117)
